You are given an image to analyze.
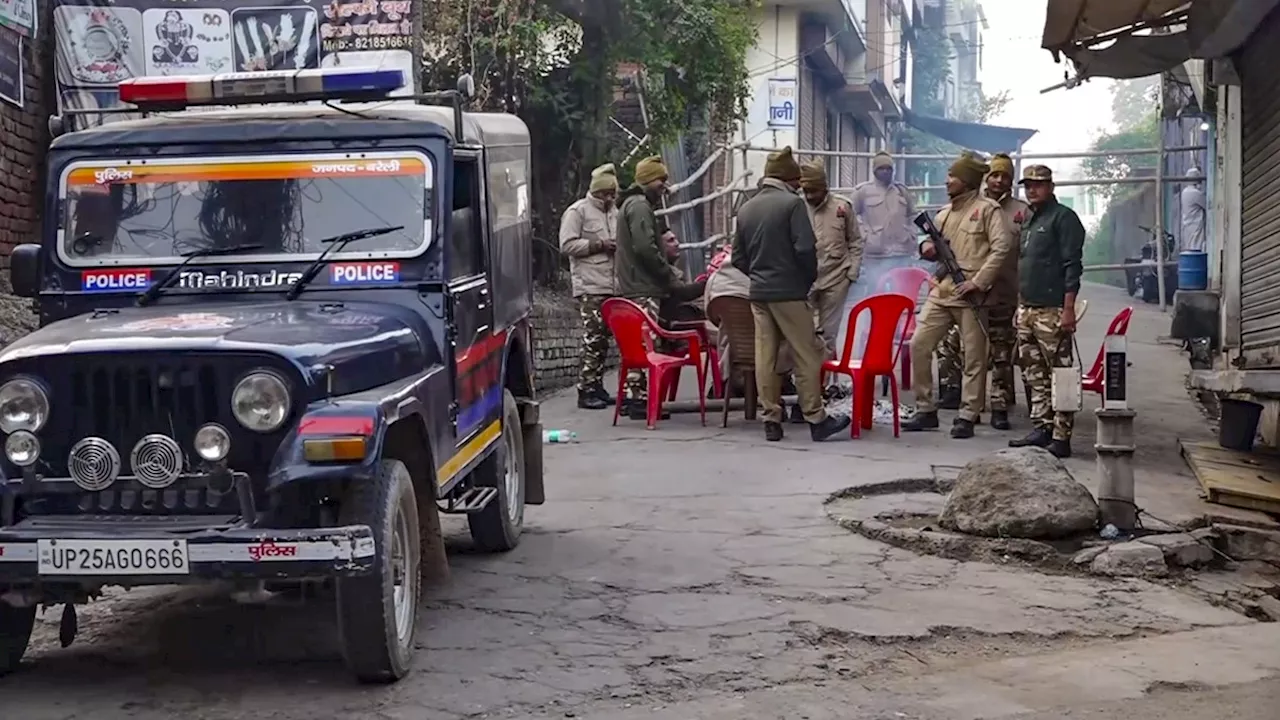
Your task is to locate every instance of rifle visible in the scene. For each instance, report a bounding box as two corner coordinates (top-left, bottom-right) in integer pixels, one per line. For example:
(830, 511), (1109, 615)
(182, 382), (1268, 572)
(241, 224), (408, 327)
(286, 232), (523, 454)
(913, 211), (988, 340)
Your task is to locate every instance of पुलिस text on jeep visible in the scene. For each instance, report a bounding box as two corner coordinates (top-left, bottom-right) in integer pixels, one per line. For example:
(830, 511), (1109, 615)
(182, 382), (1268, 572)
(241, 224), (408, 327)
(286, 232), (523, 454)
(0, 68), (547, 684)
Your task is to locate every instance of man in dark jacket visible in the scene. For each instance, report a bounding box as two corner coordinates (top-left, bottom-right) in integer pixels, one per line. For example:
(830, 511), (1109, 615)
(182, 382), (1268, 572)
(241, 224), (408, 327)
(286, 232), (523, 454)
(733, 147), (851, 443)
(615, 155), (674, 419)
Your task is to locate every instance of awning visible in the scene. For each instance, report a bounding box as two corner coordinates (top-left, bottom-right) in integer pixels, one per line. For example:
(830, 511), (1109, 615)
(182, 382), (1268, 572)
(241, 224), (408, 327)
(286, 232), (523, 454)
(1042, 0), (1280, 81)
(902, 110), (1038, 154)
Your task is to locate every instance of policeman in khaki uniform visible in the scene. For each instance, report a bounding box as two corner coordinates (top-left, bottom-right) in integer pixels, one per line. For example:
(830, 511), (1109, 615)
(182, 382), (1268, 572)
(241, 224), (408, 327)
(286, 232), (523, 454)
(902, 153), (1015, 439)
(1008, 164), (1086, 458)
(935, 153), (1029, 429)
(559, 163), (619, 410)
(798, 160), (863, 358)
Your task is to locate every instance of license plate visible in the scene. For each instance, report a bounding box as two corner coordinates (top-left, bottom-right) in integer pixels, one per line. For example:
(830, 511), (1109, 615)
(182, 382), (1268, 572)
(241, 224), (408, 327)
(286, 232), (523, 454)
(37, 539), (190, 576)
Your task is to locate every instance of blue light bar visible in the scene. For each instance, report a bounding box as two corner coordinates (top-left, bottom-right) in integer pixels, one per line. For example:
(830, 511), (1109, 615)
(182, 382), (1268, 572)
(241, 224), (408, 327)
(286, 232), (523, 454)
(119, 67), (407, 109)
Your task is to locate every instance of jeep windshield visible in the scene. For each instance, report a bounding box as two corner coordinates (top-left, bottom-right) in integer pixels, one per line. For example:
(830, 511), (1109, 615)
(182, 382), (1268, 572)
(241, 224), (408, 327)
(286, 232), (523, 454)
(59, 151), (432, 269)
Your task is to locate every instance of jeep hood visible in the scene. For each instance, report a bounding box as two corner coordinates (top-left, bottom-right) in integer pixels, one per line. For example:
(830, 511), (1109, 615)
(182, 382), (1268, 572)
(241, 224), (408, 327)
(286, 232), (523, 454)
(0, 301), (442, 394)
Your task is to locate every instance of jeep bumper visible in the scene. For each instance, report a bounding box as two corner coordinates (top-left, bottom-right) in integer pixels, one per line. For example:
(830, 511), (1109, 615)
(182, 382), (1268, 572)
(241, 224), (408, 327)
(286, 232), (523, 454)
(0, 519), (376, 584)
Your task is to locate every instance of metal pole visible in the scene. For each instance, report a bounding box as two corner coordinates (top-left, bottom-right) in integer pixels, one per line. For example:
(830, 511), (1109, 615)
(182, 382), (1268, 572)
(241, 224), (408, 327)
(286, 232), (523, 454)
(1095, 334), (1137, 531)
(1014, 139), (1024, 200)
(1155, 74), (1168, 312)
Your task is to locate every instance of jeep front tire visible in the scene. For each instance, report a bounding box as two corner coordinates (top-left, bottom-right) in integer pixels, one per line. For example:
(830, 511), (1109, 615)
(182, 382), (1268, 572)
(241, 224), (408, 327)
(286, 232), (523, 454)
(0, 599), (36, 676)
(335, 458), (421, 683)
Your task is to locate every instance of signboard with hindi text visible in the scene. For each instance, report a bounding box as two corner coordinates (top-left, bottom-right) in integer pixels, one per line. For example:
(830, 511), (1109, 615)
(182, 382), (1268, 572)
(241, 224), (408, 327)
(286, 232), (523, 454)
(53, 0), (421, 128)
(767, 77), (796, 129)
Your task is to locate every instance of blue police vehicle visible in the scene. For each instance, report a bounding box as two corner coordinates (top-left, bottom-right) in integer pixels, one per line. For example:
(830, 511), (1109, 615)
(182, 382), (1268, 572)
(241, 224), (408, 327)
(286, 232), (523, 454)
(0, 67), (545, 682)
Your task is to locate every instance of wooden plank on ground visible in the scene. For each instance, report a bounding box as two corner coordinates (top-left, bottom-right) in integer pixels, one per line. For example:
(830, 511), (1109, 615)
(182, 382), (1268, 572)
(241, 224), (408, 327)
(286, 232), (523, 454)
(1180, 439), (1280, 515)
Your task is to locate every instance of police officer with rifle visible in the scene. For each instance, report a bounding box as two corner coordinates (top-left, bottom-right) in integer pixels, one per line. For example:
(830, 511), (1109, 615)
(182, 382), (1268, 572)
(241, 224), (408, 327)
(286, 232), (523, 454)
(902, 153), (1015, 439)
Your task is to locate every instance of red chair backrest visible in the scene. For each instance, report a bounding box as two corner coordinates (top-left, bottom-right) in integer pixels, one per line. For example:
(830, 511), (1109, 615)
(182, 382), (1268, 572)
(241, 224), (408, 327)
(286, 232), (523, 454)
(835, 293), (917, 374)
(601, 298), (659, 366)
(1086, 306), (1134, 379)
(877, 266), (932, 305)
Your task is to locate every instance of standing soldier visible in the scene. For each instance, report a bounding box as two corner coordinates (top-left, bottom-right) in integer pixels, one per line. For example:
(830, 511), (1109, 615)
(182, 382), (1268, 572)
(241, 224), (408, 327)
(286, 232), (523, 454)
(732, 147), (851, 443)
(934, 152), (1029, 429)
(616, 155), (674, 420)
(1008, 165), (1085, 458)
(560, 163), (619, 410)
(902, 153), (1014, 439)
(799, 160), (863, 359)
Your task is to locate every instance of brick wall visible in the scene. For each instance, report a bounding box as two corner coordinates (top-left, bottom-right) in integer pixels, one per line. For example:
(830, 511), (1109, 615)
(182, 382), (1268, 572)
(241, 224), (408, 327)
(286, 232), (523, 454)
(0, 15), (51, 264)
(531, 289), (618, 392)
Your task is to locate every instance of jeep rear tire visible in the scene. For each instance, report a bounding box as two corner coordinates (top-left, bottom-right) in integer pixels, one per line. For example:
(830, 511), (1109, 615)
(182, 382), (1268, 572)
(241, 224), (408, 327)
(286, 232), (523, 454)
(0, 600), (36, 677)
(335, 458), (421, 683)
(467, 389), (525, 552)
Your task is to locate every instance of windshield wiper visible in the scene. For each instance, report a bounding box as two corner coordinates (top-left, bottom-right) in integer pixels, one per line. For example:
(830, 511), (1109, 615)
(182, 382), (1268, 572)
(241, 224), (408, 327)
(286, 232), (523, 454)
(284, 226), (405, 301)
(136, 243), (265, 307)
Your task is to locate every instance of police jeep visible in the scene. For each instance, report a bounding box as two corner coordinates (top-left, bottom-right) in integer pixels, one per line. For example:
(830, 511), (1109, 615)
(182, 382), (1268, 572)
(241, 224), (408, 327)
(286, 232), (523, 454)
(0, 68), (546, 683)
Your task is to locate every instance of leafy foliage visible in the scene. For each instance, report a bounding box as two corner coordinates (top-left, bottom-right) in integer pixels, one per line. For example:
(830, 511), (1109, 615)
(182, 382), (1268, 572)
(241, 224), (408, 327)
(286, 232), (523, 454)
(420, 0), (759, 284)
(965, 88), (1011, 124)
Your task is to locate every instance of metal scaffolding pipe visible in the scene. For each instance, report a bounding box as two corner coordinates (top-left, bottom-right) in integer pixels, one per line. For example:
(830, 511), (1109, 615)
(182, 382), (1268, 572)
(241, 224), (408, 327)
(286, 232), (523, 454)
(744, 144), (1206, 161)
(1156, 83), (1168, 312)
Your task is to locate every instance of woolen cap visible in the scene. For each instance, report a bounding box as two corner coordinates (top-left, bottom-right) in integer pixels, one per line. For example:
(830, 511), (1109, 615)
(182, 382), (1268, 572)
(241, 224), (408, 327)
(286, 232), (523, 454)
(764, 147), (802, 182)
(634, 155), (669, 185)
(949, 153), (990, 189)
(589, 163), (618, 194)
(799, 160), (828, 190)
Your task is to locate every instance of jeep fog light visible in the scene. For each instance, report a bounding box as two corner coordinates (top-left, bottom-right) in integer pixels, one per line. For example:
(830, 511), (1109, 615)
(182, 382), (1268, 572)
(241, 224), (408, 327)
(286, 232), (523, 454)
(231, 371), (291, 432)
(5, 430), (39, 467)
(0, 378), (49, 433)
(194, 423), (231, 462)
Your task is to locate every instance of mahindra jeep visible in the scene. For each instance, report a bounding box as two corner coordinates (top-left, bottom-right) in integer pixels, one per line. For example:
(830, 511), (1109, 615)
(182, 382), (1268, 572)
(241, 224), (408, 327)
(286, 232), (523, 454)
(0, 68), (545, 683)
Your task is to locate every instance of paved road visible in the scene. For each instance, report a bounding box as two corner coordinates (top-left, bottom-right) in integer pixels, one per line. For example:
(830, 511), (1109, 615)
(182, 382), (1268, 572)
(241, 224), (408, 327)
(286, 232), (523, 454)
(4, 284), (1278, 718)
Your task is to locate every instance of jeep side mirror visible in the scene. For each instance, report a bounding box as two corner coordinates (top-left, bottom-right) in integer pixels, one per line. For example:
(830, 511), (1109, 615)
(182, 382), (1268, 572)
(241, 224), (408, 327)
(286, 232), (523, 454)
(456, 73), (475, 101)
(9, 244), (41, 298)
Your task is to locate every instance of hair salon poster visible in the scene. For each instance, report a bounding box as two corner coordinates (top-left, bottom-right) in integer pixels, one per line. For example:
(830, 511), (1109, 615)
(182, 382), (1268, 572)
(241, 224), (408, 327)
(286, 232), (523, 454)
(53, 0), (420, 128)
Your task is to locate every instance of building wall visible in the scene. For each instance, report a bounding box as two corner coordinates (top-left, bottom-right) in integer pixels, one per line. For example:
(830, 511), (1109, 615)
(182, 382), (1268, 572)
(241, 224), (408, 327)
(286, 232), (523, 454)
(739, 5), (802, 183)
(0, 16), (51, 267)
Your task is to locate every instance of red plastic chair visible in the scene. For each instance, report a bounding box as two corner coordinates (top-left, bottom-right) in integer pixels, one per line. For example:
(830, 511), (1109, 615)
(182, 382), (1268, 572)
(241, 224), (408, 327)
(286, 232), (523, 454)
(1082, 306), (1134, 394)
(600, 298), (708, 429)
(822, 293), (916, 438)
(666, 320), (725, 400)
(875, 266), (932, 391)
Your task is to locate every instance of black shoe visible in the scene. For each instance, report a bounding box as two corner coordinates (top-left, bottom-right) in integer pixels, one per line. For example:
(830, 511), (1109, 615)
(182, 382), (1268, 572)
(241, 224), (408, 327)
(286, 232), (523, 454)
(810, 413), (852, 441)
(764, 422), (784, 442)
(938, 387), (961, 411)
(788, 403), (806, 424)
(903, 412), (940, 432)
(1009, 427), (1052, 448)
(1047, 439), (1072, 459)
(591, 384), (616, 405)
(950, 418), (975, 439)
(824, 384), (850, 401)
(780, 376), (798, 396)
(625, 401), (671, 422)
(578, 389), (609, 410)
(990, 410), (1011, 431)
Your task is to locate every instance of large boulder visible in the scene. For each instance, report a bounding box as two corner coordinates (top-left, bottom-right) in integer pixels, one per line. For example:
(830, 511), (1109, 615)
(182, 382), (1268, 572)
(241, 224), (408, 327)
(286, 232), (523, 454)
(938, 447), (1099, 539)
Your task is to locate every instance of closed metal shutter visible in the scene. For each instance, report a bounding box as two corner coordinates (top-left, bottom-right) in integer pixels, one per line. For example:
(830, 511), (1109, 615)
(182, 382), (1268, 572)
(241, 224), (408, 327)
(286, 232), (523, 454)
(839, 114), (856, 189)
(1239, 9), (1280, 366)
(799, 66), (816, 158)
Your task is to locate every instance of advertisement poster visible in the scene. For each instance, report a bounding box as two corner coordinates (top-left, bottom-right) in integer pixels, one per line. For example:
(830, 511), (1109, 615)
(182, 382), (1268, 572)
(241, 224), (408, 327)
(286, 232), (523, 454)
(0, 0), (34, 36)
(0, 25), (21, 108)
(53, 0), (420, 128)
(767, 77), (796, 129)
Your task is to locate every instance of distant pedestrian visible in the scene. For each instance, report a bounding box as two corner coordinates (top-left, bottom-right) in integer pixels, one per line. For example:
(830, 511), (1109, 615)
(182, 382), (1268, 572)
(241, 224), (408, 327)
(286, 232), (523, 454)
(616, 155), (673, 420)
(902, 153), (1014, 439)
(1180, 167), (1206, 253)
(560, 163), (619, 410)
(731, 147), (851, 443)
(1008, 165), (1086, 458)
(799, 160), (863, 360)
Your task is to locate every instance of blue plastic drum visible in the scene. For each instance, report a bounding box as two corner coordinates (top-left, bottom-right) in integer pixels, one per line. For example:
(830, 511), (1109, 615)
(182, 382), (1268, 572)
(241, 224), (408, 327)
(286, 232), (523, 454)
(1177, 251), (1208, 291)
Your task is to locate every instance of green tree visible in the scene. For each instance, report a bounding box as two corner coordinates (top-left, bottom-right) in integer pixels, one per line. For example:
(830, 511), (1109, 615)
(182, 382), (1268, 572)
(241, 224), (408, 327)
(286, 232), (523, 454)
(901, 23), (956, 208)
(421, 0), (759, 284)
(1110, 76), (1158, 131)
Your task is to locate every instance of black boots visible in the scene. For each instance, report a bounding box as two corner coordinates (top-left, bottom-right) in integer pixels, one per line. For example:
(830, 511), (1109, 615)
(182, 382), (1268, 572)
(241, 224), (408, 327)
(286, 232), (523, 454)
(788, 403), (806, 424)
(903, 411), (940, 431)
(577, 384), (614, 410)
(990, 410), (1011, 431)
(1047, 439), (1072, 458)
(937, 386), (961, 411)
(1009, 427), (1051, 448)
(950, 417), (975, 439)
(764, 422), (784, 442)
(764, 413), (851, 442)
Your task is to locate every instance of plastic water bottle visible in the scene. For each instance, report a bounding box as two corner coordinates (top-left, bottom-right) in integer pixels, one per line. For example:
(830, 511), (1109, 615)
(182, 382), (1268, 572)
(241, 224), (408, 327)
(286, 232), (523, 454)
(1100, 523), (1120, 540)
(543, 430), (577, 443)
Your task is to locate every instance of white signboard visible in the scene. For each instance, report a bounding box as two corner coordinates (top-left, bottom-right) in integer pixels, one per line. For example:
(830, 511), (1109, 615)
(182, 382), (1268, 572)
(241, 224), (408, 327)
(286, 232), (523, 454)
(767, 77), (797, 128)
(0, 0), (34, 36)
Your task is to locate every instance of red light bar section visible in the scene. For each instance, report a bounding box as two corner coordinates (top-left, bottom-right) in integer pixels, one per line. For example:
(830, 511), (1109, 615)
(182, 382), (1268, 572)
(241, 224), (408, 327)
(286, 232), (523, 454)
(298, 416), (375, 436)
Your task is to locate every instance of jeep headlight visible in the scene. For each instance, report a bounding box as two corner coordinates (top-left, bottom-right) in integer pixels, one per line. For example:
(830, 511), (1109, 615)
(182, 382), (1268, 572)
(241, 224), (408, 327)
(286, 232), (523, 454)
(0, 377), (49, 433)
(231, 371), (291, 433)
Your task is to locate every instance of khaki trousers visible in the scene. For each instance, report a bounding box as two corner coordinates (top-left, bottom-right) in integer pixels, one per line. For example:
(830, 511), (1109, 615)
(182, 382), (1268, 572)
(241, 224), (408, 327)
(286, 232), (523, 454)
(751, 300), (828, 424)
(909, 300), (989, 422)
(811, 277), (852, 359)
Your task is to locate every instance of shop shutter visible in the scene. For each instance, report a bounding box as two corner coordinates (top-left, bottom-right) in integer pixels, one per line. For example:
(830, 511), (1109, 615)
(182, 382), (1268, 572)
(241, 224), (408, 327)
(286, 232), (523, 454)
(799, 66), (816, 160)
(1239, 9), (1280, 367)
